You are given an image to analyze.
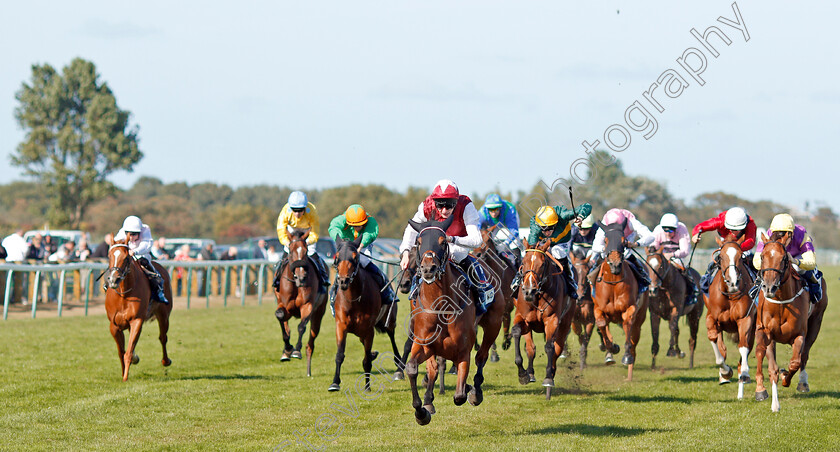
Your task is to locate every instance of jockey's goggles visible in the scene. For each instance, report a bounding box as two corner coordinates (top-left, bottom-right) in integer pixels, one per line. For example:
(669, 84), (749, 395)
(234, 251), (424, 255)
(539, 225), (555, 233)
(291, 207), (305, 213)
(435, 199), (457, 210)
(663, 227), (676, 233)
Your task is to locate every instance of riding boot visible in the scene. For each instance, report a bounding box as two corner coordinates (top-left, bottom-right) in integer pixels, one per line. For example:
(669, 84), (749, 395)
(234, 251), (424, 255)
(273, 258), (288, 291)
(310, 254), (330, 294)
(699, 260), (717, 294)
(461, 256), (493, 316)
(409, 274), (420, 301)
(510, 269), (522, 294)
(803, 269), (823, 303)
(139, 257), (169, 305)
(743, 252), (758, 280)
(559, 257), (578, 300)
(627, 254), (650, 293)
(513, 248), (522, 269)
(587, 263), (600, 298)
(366, 261), (397, 304)
(684, 276), (698, 306)
(328, 279), (338, 317)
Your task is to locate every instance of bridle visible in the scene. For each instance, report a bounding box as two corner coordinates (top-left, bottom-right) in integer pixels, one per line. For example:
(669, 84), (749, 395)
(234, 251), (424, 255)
(521, 247), (564, 313)
(718, 241), (749, 297)
(334, 244), (361, 287)
(107, 243), (133, 295)
(285, 236), (310, 284)
(416, 227), (450, 283)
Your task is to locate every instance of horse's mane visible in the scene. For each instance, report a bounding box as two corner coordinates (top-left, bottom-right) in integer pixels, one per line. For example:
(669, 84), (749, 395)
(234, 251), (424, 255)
(769, 231), (787, 242)
(570, 247), (586, 260)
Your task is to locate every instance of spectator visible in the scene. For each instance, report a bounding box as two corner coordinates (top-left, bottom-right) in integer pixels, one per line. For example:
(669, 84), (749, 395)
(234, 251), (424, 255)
(2, 229), (29, 304)
(267, 245), (281, 262)
(49, 241), (77, 262)
(220, 246), (238, 260)
(197, 244), (217, 297)
(26, 233), (45, 260)
(90, 233), (114, 259)
(255, 239), (269, 259)
(42, 235), (58, 261)
(173, 244), (193, 296)
(76, 238), (91, 261)
(152, 237), (170, 260)
(0, 243), (6, 260)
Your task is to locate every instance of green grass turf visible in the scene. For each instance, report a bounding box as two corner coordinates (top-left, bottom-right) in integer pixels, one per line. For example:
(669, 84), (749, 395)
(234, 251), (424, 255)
(1, 268), (838, 451)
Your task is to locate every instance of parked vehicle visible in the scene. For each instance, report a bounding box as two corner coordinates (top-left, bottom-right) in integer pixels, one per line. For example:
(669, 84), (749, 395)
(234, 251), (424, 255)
(234, 236), (336, 260)
(24, 230), (91, 248)
(162, 238), (217, 259)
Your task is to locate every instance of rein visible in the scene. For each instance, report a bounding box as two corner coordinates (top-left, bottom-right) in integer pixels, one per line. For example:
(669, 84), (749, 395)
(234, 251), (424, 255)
(106, 244), (133, 296)
(522, 248), (562, 313)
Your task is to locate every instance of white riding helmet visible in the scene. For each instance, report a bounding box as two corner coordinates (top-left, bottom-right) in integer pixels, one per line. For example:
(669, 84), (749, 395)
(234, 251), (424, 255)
(580, 213), (595, 229)
(724, 207), (748, 230)
(122, 215), (143, 233)
(659, 213), (679, 229)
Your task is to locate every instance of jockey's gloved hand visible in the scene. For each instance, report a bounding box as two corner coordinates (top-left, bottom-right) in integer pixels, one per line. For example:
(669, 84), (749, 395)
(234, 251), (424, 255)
(447, 236), (456, 244)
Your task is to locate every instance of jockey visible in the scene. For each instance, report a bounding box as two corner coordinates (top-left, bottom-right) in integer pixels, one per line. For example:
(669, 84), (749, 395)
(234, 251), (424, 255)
(752, 214), (823, 303)
(399, 179), (495, 316)
(328, 204), (398, 314)
(511, 202), (592, 300)
(571, 213), (600, 258)
(649, 213), (698, 305)
(692, 207), (757, 294)
(275, 191), (330, 294)
(478, 193), (523, 268)
(589, 208), (654, 292)
(114, 215), (169, 305)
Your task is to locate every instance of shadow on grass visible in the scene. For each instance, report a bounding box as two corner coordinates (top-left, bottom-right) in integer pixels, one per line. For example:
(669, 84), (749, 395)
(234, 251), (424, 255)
(530, 423), (671, 436)
(493, 385), (608, 397)
(801, 390), (840, 399)
(606, 394), (695, 404)
(178, 374), (270, 381)
(663, 375), (712, 383)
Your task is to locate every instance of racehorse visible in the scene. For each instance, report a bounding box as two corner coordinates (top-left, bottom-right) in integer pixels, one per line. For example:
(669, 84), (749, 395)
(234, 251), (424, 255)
(511, 238), (574, 400)
(592, 222), (648, 381)
(404, 215), (485, 425)
(645, 245), (704, 369)
(568, 247), (601, 370)
(754, 232), (828, 411)
(472, 224), (517, 359)
(704, 237), (756, 398)
(105, 240), (173, 381)
(329, 235), (403, 392)
(273, 229), (327, 377)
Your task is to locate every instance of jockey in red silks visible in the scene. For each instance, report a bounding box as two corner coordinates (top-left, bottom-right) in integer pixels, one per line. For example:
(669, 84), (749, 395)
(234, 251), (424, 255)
(399, 179), (495, 316)
(691, 207), (757, 294)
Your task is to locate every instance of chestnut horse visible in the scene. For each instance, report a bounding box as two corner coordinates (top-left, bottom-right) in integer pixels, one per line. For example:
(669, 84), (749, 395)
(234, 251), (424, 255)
(274, 229), (327, 377)
(568, 248), (601, 370)
(705, 238), (756, 398)
(472, 224), (517, 359)
(511, 239), (574, 400)
(645, 246), (704, 369)
(105, 241), (173, 381)
(592, 222), (648, 381)
(329, 235), (403, 392)
(754, 233), (828, 411)
(405, 216), (485, 425)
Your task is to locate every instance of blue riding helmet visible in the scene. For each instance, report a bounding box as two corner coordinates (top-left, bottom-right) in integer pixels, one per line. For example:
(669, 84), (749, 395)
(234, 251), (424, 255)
(484, 193), (503, 209)
(288, 191), (308, 209)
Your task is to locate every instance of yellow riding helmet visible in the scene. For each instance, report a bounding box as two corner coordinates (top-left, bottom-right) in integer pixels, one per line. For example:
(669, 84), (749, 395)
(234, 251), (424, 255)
(535, 206), (559, 227)
(345, 204), (369, 226)
(769, 213), (795, 233)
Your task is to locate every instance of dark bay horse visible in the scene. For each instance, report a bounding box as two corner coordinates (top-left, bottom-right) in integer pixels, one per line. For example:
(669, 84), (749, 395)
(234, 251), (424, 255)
(472, 224), (517, 359)
(329, 235), (403, 392)
(274, 229), (327, 377)
(754, 233), (828, 411)
(105, 241), (173, 381)
(645, 246), (704, 369)
(405, 216), (485, 425)
(592, 222), (648, 381)
(568, 248), (601, 370)
(511, 239), (574, 400)
(705, 237), (756, 398)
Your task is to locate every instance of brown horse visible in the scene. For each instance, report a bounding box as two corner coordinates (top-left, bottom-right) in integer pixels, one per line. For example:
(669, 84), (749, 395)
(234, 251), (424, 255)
(705, 238), (756, 398)
(568, 248), (601, 370)
(105, 241), (173, 381)
(754, 233), (828, 411)
(329, 235), (403, 392)
(404, 216), (485, 425)
(511, 239), (574, 400)
(592, 222), (648, 381)
(645, 246), (704, 369)
(472, 224), (517, 359)
(274, 229), (327, 377)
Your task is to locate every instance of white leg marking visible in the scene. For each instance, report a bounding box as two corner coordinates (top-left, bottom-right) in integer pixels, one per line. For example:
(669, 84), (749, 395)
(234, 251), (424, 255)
(799, 369), (808, 384)
(710, 341), (725, 366)
(738, 347), (750, 376)
(771, 382), (780, 412)
(738, 380), (744, 400)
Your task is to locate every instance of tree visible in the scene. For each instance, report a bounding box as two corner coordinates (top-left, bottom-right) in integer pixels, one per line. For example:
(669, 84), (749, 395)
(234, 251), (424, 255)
(12, 58), (142, 228)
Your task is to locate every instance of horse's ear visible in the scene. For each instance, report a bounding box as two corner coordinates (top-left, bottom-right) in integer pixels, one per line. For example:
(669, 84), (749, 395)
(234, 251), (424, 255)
(656, 245), (665, 254)
(301, 229), (310, 241)
(523, 238), (530, 250)
(781, 233), (792, 247)
(352, 233), (363, 248)
(408, 219), (423, 232)
(716, 236), (724, 247)
(646, 246), (655, 254)
(760, 232), (769, 244)
(439, 214), (455, 232)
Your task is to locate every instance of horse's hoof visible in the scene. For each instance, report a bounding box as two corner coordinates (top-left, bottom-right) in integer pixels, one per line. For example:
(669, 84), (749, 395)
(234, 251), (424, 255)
(755, 389), (769, 402)
(797, 382), (810, 393)
(502, 337), (512, 351)
(528, 373), (536, 383)
(739, 374), (751, 384)
(393, 371), (405, 381)
(780, 370), (792, 388)
(559, 349), (568, 359)
(542, 378), (555, 388)
(290, 351), (302, 360)
(328, 383), (340, 392)
(666, 348), (678, 358)
(162, 358), (172, 367)
(599, 343), (607, 352)
(280, 350), (292, 362)
(719, 376), (731, 385)
(720, 367), (734, 380)
(468, 388), (483, 406)
(605, 353), (616, 366)
(518, 373), (530, 385)
(621, 353), (634, 366)
(610, 343), (620, 354)
(679, 351), (686, 359)
(423, 404), (436, 415)
(490, 351), (500, 363)
(415, 408), (432, 426)
(454, 386), (470, 406)
(131, 353), (140, 365)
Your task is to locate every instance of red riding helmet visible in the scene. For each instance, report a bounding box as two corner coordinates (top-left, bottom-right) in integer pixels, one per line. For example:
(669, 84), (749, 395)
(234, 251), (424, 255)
(430, 179), (459, 199)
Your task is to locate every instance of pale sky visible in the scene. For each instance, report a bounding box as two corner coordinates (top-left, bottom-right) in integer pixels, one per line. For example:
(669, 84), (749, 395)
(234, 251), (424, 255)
(1, 1), (838, 214)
